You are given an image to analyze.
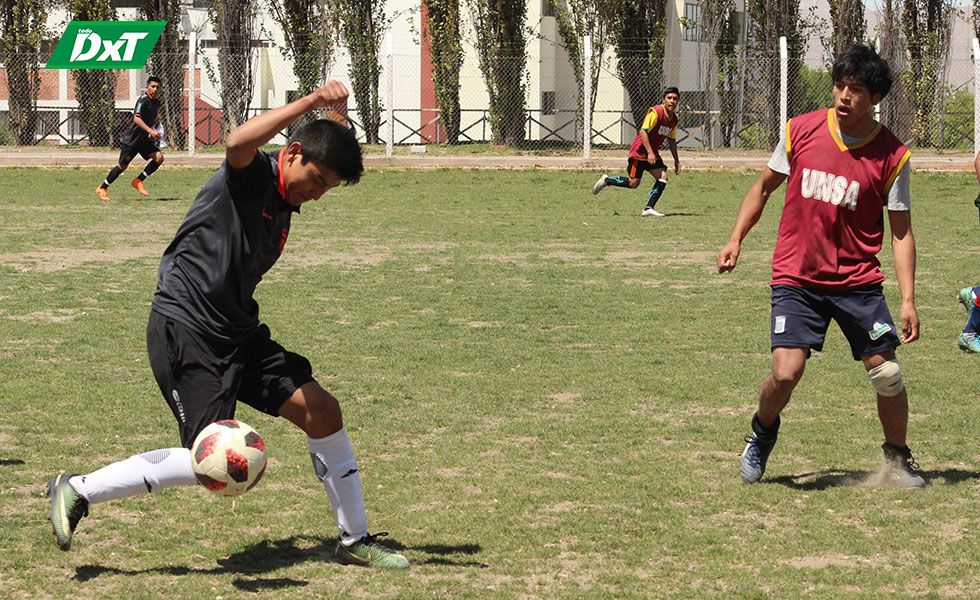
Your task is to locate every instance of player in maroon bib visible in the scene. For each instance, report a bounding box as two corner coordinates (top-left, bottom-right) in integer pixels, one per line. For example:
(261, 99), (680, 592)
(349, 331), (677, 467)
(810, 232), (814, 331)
(716, 44), (925, 487)
(592, 87), (680, 216)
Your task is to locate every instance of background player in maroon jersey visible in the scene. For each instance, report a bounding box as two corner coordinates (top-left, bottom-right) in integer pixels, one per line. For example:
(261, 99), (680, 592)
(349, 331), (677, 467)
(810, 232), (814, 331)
(592, 87), (680, 217)
(716, 45), (925, 487)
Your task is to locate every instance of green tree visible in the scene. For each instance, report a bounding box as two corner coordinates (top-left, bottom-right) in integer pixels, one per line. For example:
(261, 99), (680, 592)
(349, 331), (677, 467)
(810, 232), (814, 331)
(902, 0), (953, 146)
(746, 0), (807, 146)
(335, 0), (387, 143)
(973, 0), (980, 39)
(208, 0), (257, 142)
(603, 0), (667, 129)
(423, 0), (463, 143)
(269, 0), (339, 127)
(700, 0), (739, 147)
(0, 0), (47, 145)
(467, 0), (528, 145)
(876, 0), (908, 138)
(549, 0), (609, 134)
(138, 0), (185, 149)
(829, 0), (865, 58)
(798, 66), (833, 113)
(68, 0), (117, 146)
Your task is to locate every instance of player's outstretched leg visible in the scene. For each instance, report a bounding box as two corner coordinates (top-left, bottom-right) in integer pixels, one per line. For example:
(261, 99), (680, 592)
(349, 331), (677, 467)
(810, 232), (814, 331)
(46, 448), (197, 551)
(47, 473), (89, 551)
(881, 443), (926, 487)
(958, 286), (980, 353)
(593, 174), (631, 195)
(739, 414), (779, 483)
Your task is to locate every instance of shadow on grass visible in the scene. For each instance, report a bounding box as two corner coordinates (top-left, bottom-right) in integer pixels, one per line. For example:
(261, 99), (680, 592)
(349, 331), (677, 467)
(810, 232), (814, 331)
(382, 539), (488, 568)
(769, 468), (980, 490)
(0, 458), (25, 466)
(610, 210), (701, 218)
(74, 535), (486, 584)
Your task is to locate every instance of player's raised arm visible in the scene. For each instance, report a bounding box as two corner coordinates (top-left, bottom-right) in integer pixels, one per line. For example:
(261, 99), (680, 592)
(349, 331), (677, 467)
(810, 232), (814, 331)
(225, 80), (350, 171)
(717, 166), (786, 273)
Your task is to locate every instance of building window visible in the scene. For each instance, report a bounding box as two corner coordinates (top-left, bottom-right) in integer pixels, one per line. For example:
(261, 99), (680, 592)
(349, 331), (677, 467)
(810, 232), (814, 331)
(542, 0), (555, 18)
(541, 91), (556, 116)
(192, 0), (214, 8)
(682, 3), (702, 43)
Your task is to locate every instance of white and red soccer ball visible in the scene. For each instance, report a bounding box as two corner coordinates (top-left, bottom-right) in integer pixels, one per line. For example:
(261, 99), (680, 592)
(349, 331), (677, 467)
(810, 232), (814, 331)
(191, 420), (267, 497)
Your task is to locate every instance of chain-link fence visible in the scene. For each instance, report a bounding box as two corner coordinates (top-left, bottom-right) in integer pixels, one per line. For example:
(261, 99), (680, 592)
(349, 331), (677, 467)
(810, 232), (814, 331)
(0, 36), (975, 153)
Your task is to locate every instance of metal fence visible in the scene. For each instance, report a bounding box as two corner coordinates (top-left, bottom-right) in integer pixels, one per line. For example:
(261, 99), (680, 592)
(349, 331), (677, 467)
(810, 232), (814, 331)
(0, 36), (975, 154)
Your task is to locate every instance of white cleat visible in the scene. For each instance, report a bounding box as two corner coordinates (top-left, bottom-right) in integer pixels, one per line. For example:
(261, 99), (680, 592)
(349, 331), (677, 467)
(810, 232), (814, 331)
(641, 207), (665, 217)
(592, 174), (608, 195)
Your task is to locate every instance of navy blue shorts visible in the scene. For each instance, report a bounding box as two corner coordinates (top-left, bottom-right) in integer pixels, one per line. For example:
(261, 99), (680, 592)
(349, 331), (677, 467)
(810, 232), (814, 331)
(770, 284), (901, 361)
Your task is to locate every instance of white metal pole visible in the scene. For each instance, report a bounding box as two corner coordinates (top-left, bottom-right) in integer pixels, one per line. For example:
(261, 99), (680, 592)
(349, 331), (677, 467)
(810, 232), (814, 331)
(583, 35), (592, 161)
(188, 30), (196, 157)
(874, 38), (882, 122)
(779, 36), (788, 139)
(973, 37), (980, 157)
(386, 37), (394, 158)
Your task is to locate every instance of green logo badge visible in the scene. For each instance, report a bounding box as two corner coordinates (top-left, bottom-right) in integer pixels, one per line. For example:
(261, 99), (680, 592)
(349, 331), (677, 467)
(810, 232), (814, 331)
(46, 21), (166, 69)
(868, 322), (892, 341)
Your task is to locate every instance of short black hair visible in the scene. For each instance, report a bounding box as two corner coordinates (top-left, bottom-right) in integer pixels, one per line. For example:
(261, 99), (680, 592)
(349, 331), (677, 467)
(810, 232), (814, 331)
(146, 76), (161, 86)
(288, 119), (364, 185)
(832, 44), (892, 99)
(664, 86), (680, 97)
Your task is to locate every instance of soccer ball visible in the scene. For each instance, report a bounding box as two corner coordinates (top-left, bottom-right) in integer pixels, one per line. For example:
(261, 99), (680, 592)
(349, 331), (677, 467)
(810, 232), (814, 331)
(191, 420), (267, 497)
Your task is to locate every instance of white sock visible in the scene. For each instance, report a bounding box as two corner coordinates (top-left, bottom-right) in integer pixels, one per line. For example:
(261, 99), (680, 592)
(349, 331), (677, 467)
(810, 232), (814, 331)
(308, 428), (368, 545)
(69, 448), (197, 504)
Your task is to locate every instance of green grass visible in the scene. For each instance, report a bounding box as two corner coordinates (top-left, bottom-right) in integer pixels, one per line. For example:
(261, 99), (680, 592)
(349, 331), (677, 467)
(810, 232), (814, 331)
(0, 167), (977, 598)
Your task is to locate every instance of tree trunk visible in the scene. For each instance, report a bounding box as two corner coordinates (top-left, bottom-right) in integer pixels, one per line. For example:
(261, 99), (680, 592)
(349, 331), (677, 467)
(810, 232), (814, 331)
(140, 0), (186, 149)
(468, 0), (528, 145)
(605, 0), (667, 129)
(68, 0), (118, 146)
(209, 0), (256, 142)
(424, 0), (462, 143)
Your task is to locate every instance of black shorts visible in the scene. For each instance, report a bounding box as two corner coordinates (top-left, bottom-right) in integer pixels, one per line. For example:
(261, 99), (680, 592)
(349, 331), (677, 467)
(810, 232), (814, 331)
(770, 284), (901, 361)
(627, 154), (667, 180)
(119, 139), (160, 163)
(146, 310), (315, 448)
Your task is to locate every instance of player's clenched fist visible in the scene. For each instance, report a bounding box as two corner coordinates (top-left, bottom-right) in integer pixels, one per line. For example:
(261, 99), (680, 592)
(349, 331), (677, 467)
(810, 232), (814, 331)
(311, 81), (349, 121)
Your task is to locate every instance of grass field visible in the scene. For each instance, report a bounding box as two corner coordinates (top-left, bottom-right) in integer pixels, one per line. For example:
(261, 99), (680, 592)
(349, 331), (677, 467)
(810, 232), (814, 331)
(0, 167), (977, 599)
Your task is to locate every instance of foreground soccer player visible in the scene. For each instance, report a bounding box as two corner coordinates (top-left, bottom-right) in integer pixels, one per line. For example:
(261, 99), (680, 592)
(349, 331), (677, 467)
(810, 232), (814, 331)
(716, 45), (925, 487)
(49, 81), (410, 568)
(96, 76), (166, 200)
(592, 87), (680, 216)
